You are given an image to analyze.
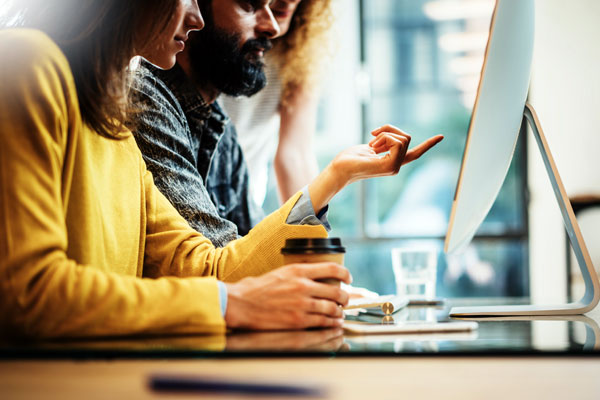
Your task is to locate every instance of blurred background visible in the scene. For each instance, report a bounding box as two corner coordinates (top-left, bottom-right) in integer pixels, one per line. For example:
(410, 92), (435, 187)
(263, 0), (600, 301)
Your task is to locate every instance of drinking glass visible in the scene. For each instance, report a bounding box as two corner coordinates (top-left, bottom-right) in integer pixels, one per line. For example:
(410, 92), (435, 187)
(391, 247), (438, 299)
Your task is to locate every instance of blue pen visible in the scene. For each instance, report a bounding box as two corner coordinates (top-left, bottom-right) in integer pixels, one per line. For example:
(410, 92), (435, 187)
(149, 374), (327, 397)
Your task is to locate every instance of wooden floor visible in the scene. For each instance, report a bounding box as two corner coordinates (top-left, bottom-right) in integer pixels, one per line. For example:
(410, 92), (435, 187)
(2, 357), (600, 399)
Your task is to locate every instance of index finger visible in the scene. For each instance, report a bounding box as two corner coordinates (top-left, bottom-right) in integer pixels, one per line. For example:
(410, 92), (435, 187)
(403, 135), (444, 164)
(290, 262), (352, 285)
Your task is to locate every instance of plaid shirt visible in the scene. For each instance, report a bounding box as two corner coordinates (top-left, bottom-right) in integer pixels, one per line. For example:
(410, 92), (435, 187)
(129, 60), (264, 247)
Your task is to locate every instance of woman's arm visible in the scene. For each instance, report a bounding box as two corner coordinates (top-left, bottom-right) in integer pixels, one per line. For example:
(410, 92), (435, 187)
(0, 31), (228, 339)
(274, 87), (320, 202)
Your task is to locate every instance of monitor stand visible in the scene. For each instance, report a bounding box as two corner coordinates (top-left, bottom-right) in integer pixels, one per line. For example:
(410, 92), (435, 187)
(450, 103), (600, 317)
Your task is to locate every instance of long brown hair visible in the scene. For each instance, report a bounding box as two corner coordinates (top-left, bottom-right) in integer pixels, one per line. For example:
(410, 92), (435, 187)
(0, 0), (178, 138)
(270, 0), (336, 106)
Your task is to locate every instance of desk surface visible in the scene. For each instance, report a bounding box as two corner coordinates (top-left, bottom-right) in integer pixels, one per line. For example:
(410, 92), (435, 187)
(2, 299), (600, 399)
(2, 298), (600, 357)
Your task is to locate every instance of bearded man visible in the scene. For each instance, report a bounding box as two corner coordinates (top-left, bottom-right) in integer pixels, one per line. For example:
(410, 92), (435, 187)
(129, 0), (330, 249)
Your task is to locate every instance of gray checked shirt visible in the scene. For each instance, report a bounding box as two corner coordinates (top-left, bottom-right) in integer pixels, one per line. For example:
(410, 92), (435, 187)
(129, 60), (263, 247)
(128, 60), (330, 250)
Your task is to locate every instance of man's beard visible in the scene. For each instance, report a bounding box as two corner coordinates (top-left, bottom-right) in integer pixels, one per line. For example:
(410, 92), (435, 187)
(187, 26), (272, 97)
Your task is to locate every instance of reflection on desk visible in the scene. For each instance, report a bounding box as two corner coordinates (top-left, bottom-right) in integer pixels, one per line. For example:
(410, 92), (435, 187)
(226, 328), (346, 352)
(1, 299), (599, 357)
(457, 315), (600, 351)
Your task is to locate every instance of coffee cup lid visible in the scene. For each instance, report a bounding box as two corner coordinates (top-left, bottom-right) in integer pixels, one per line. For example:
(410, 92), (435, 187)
(281, 238), (346, 254)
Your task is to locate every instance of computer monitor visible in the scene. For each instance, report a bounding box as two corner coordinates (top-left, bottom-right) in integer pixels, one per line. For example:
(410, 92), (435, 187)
(444, 0), (599, 316)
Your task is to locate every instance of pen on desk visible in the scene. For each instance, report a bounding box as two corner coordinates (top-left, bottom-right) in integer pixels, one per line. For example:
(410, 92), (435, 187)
(148, 374), (327, 397)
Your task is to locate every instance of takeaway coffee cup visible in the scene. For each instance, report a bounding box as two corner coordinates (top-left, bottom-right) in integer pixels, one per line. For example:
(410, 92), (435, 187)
(281, 238), (346, 286)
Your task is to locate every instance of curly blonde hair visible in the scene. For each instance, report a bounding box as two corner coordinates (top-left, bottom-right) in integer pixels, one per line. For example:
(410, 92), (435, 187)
(270, 0), (337, 106)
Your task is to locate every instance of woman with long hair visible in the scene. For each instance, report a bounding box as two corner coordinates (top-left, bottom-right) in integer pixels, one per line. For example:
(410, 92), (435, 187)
(0, 0), (441, 339)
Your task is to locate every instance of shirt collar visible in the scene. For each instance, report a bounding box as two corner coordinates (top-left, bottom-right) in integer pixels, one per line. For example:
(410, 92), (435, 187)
(140, 59), (229, 132)
(141, 59), (210, 117)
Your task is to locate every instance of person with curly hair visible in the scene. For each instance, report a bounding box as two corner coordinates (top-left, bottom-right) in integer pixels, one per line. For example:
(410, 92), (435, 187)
(220, 0), (336, 207)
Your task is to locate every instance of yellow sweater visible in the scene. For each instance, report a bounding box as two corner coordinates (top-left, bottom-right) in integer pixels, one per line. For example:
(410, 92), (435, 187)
(0, 29), (327, 339)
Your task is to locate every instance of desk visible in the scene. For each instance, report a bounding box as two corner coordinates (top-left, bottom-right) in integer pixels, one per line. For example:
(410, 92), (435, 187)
(2, 300), (600, 399)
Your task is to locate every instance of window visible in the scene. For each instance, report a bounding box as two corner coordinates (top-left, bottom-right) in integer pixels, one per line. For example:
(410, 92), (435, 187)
(264, 0), (529, 298)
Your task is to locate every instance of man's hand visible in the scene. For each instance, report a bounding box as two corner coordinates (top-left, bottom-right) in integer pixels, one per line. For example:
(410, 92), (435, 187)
(308, 125), (444, 213)
(224, 263), (351, 330)
(336, 125), (444, 185)
(369, 124), (444, 166)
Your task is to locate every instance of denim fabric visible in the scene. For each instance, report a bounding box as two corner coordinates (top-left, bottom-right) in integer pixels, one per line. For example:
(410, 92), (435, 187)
(128, 60), (263, 247)
(286, 187), (332, 230)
